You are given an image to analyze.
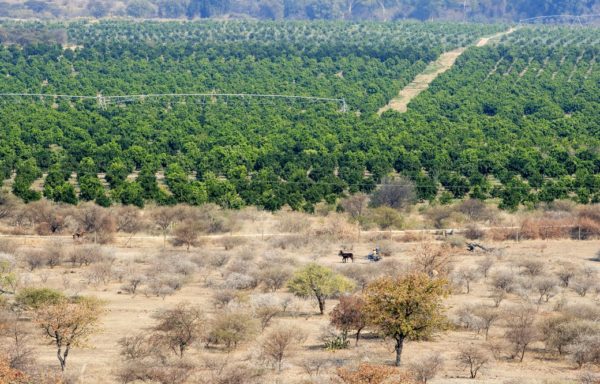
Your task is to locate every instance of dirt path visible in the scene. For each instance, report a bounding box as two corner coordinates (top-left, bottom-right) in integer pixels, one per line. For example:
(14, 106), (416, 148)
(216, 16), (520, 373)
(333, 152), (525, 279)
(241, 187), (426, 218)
(378, 27), (516, 115)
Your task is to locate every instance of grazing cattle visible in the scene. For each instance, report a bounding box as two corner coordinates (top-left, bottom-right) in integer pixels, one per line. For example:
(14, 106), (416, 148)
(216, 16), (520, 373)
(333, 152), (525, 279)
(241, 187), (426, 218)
(339, 250), (354, 263)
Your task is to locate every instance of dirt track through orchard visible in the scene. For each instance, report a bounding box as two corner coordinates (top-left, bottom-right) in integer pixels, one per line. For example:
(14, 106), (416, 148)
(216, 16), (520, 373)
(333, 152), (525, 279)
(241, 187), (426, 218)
(378, 27), (516, 115)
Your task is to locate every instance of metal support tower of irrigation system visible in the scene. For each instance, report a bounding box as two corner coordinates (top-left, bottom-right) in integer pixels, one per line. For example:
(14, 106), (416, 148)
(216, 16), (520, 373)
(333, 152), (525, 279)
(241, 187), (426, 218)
(0, 92), (348, 112)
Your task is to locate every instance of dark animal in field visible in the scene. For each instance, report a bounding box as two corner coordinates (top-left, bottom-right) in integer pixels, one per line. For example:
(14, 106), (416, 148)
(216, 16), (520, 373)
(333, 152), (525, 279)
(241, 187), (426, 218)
(73, 231), (86, 240)
(339, 250), (354, 263)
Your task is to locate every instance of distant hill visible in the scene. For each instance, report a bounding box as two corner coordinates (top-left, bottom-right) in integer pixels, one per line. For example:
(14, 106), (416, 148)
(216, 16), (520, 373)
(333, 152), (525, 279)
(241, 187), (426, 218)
(1, 0), (599, 22)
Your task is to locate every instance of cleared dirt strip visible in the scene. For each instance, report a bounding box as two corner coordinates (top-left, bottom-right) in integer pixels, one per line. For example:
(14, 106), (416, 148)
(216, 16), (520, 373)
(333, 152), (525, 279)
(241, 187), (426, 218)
(378, 27), (516, 115)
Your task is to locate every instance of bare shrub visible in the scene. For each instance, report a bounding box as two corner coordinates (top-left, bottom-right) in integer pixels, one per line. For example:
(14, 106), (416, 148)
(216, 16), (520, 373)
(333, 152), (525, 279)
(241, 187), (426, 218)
(339, 263), (379, 292)
(75, 203), (116, 243)
(275, 211), (310, 234)
(533, 276), (559, 303)
(463, 224), (485, 240)
(151, 303), (204, 357)
(269, 234), (309, 250)
(490, 270), (515, 293)
(151, 206), (181, 248)
(341, 193), (369, 220)
(571, 276), (595, 297)
(560, 304), (600, 321)
(219, 236), (246, 250)
(578, 371), (600, 384)
(212, 290), (238, 308)
(200, 358), (264, 384)
(424, 205), (456, 229)
(298, 354), (334, 378)
(0, 190), (19, 220)
(409, 353), (444, 383)
(486, 227), (519, 242)
(571, 334), (600, 368)
(223, 272), (257, 290)
(205, 310), (258, 350)
(257, 266), (293, 292)
(452, 267), (481, 294)
(539, 315), (597, 356)
(457, 345), (490, 379)
(85, 262), (112, 286)
(207, 252), (230, 268)
(117, 357), (195, 384)
(68, 244), (112, 267)
(44, 243), (64, 269)
(411, 243), (451, 277)
(504, 305), (537, 362)
(25, 200), (69, 235)
(250, 294), (281, 331)
(556, 263), (577, 287)
(120, 274), (145, 295)
(171, 219), (202, 251)
(0, 239), (17, 255)
(472, 305), (500, 340)
(369, 175), (416, 210)
(260, 325), (307, 371)
(23, 250), (45, 271)
(476, 256), (494, 278)
(518, 258), (545, 276)
(577, 218), (600, 240)
(458, 199), (495, 222)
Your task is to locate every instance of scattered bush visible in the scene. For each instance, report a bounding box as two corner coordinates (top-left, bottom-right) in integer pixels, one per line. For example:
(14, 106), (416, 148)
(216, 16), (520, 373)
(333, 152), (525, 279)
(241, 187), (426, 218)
(409, 353), (444, 383)
(457, 344), (490, 379)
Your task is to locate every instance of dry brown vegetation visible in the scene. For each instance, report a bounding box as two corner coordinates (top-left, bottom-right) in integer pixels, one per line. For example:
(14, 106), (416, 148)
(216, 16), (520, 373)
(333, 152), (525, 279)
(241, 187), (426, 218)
(0, 201), (598, 383)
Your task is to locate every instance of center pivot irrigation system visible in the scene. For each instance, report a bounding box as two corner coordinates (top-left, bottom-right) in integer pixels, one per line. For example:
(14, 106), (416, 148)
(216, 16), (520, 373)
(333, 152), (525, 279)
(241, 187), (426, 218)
(0, 92), (349, 112)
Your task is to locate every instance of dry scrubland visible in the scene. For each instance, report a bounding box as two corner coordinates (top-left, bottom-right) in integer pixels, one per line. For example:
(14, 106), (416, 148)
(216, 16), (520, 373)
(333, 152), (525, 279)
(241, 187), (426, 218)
(0, 200), (599, 384)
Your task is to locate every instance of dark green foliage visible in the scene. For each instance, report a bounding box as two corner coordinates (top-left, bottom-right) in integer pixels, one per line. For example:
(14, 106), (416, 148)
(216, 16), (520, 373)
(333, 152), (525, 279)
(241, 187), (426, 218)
(0, 22), (598, 211)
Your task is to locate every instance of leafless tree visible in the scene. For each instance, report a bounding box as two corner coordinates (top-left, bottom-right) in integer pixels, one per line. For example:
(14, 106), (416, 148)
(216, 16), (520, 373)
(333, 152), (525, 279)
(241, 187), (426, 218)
(491, 270), (514, 293)
(151, 206), (180, 248)
(251, 294), (281, 331)
(476, 256), (494, 278)
(472, 305), (500, 340)
(571, 334), (600, 369)
(578, 371), (600, 384)
(0, 190), (19, 220)
(258, 266), (293, 292)
(260, 325), (307, 371)
(340, 193), (369, 220)
(571, 276), (595, 297)
(504, 306), (537, 362)
(538, 315), (595, 356)
(205, 310), (258, 350)
(23, 250), (45, 271)
(409, 353), (444, 383)
(453, 267), (481, 294)
(171, 219), (201, 251)
(121, 274), (146, 295)
(457, 344), (490, 379)
(151, 303), (204, 358)
(369, 175), (416, 210)
(75, 203), (116, 243)
(490, 288), (506, 308)
(533, 276), (559, 303)
(556, 263), (577, 287)
(518, 258), (545, 277)
(412, 243), (451, 277)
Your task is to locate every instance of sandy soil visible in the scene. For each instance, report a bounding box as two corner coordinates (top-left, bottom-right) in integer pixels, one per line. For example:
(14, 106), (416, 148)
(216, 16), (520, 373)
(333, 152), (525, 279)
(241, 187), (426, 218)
(5, 231), (599, 383)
